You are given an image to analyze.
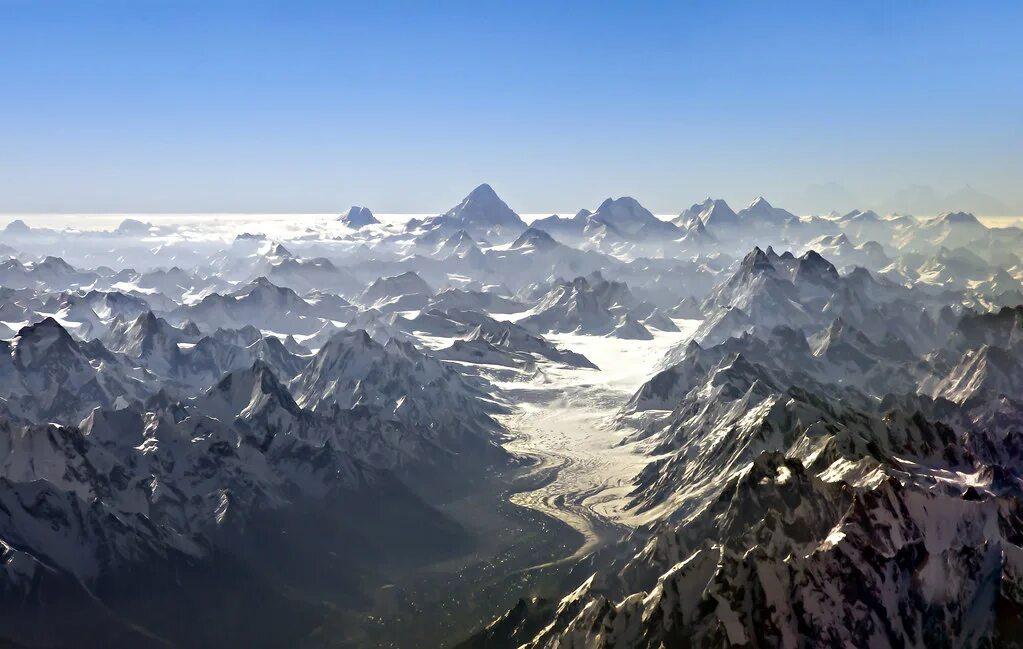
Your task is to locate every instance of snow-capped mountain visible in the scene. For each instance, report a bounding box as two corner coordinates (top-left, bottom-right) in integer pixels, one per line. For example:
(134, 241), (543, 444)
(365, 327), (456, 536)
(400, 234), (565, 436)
(170, 276), (332, 334)
(413, 183), (526, 241)
(360, 270), (432, 303)
(339, 205), (379, 228)
(292, 329), (505, 446)
(520, 274), (654, 339)
(736, 195), (798, 226)
(3, 186), (1023, 649)
(0, 318), (154, 422)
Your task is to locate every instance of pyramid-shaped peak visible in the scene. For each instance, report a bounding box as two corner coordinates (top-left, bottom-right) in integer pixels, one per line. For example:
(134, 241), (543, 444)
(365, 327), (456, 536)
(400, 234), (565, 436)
(12, 317), (79, 360)
(467, 183), (499, 199)
(441, 183), (524, 230)
(797, 250), (839, 279)
(700, 199), (739, 227)
(17, 317), (73, 340)
(512, 227), (559, 250)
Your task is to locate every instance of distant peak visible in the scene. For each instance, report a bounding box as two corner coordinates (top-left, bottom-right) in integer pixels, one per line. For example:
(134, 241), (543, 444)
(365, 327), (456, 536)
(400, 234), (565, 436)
(115, 218), (152, 234)
(40, 255), (74, 270)
(340, 205), (378, 227)
(268, 242), (292, 258)
(938, 211), (982, 226)
(440, 183), (524, 230)
(511, 227), (558, 250)
(700, 199), (738, 226)
(596, 196), (643, 210)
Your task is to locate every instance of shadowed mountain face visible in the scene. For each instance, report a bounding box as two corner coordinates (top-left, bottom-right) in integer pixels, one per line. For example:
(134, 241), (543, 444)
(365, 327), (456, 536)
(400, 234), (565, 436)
(2, 186), (1023, 649)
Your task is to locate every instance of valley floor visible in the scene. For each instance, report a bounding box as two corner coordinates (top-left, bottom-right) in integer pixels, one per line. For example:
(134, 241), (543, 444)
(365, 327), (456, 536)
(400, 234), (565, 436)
(496, 322), (701, 563)
(343, 320), (700, 648)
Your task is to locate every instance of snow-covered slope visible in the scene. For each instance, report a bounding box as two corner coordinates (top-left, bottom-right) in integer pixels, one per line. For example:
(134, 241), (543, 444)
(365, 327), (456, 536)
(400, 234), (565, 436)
(5, 189), (1023, 649)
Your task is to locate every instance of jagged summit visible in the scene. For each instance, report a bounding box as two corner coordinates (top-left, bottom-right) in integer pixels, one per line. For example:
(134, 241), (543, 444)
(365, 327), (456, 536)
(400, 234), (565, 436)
(266, 242), (293, 258)
(699, 198), (739, 228)
(340, 205), (379, 228)
(738, 245), (774, 275)
(675, 197), (714, 225)
(937, 210), (983, 226)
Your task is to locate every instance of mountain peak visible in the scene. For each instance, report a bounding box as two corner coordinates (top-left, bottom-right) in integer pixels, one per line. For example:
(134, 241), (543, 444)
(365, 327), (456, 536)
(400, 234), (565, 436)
(511, 227), (559, 251)
(793, 250), (840, 284)
(250, 276), (280, 290)
(741, 246), (772, 267)
(700, 199), (739, 227)
(467, 183), (498, 199)
(133, 309), (162, 332)
(12, 317), (79, 361)
(16, 317), (73, 340)
(268, 242), (292, 258)
(440, 184), (525, 231)
(115, 218), (152, 234)
(937, 211), (983, 227)
(340, 206), (379, 228)
(595, 196), (643, 212)
(361, 271), (433, 305)
(38, 255), (76, 272)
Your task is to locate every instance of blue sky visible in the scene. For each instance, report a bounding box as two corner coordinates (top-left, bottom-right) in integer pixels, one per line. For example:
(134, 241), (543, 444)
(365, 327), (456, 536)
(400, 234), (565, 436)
(1, 1), (1021, 215)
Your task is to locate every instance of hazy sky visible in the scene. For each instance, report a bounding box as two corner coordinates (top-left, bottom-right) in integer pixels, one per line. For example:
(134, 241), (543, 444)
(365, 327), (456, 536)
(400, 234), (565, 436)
(2, 1), (1021, 216)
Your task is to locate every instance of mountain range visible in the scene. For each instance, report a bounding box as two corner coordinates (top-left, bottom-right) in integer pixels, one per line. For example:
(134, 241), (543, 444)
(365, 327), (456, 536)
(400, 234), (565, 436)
(2, 183), (1023, 648)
